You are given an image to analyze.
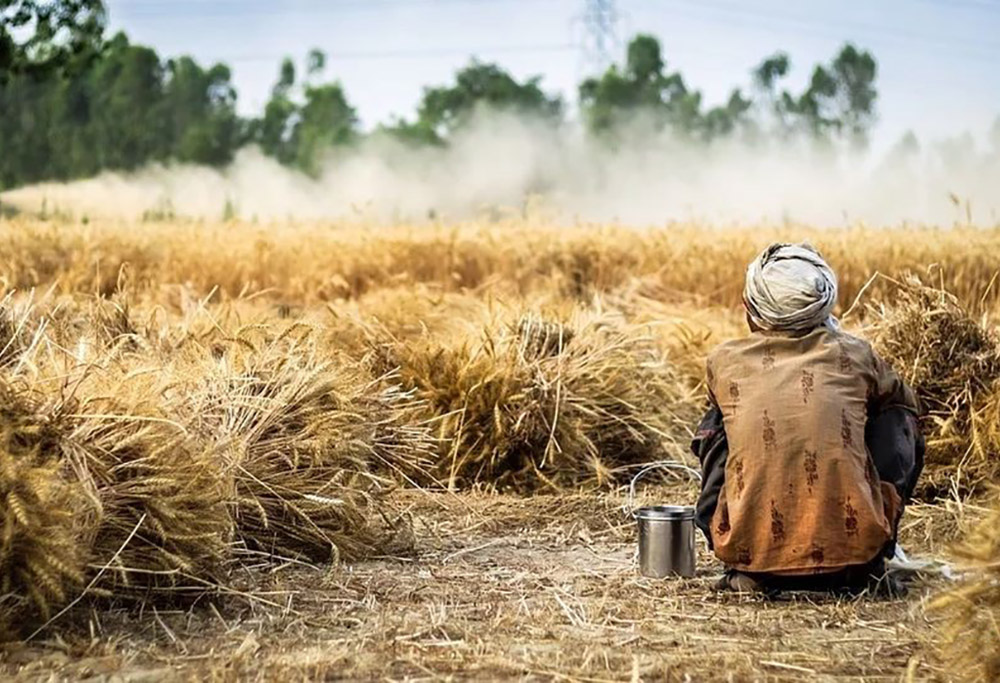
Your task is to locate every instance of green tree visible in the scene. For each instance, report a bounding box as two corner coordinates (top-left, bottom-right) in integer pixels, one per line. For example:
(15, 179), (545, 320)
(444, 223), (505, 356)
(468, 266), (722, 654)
(292, 81), (357, 174)
(702, 90), (753, 139)
(0, 0), (105, 79)
(0, 0), (107, 186)
(251, 57), (298, 163)
(163, 56), (242, 165)
(753, 44), (878, 145)
(751, 51), (794, 136)
(375, 117), (439, 147)
(579, 34), (749, 142)
(386, 61), (562, 145)
(1, 10), (891, 192)
(579, 35), (684, 134)
(85, 33), (167, 170)
(305, 47), (325, 77)
(249, 50), (359, 174)
(827, 44), (878, 143)
(752, 52), (790, 92)
(0, 6), (250, 187)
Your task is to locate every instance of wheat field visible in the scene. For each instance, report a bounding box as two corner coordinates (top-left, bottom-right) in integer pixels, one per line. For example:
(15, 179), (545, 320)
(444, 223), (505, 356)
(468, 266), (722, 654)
(1, 215), (999, 681)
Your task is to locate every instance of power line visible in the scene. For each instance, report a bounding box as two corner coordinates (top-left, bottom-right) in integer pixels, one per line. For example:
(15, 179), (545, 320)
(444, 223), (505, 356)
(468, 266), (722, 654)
(214, 42), (576, 65)
(649, 0), (1000, 64)
(915, 0), (1000, 12)
(114, 0), (561, 17)
(116, 0), (1000, 62)
(111, 0), (1000, 72)
(653, 0), (1000, 52)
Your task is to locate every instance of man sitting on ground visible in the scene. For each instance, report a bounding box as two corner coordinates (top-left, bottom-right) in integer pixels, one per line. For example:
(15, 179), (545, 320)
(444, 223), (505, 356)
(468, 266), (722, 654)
(693, 243), (923, 595)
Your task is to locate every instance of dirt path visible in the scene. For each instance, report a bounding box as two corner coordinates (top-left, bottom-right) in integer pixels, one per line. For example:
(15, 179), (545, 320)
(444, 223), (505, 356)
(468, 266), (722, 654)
(1, 489), (958, 681)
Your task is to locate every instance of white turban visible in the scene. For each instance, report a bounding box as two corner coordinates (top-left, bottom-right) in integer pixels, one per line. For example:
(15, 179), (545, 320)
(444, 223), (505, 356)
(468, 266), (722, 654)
(743, 243), (839, 332)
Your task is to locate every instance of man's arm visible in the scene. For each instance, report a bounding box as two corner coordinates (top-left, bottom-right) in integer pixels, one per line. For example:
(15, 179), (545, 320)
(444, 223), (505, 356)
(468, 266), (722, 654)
(866, 347), (925, 503)
(869, 347), (921, 416)
(865, 407), (925, 504)
(692, 404), (727, 549)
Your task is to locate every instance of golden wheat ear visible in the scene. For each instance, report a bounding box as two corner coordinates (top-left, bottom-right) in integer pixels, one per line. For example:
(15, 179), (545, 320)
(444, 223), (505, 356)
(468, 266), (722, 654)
(0, 380), (94, 637)
(867, 275), (1000, 499)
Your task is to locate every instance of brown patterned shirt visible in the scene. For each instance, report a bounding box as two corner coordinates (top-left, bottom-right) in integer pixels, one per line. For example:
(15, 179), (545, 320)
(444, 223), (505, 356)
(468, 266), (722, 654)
(706, 327), (919, 575)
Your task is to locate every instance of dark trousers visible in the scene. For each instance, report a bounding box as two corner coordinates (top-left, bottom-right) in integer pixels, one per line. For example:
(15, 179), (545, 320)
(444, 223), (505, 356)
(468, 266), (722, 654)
(741, 557), (887, 594)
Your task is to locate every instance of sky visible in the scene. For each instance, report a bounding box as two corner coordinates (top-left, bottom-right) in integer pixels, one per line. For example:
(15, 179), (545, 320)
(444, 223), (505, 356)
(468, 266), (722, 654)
(106, 0), (1000, 152)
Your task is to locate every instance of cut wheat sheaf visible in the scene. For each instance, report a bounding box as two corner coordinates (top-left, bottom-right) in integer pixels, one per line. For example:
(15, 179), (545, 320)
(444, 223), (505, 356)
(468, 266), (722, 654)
(0, 215), (998, 679)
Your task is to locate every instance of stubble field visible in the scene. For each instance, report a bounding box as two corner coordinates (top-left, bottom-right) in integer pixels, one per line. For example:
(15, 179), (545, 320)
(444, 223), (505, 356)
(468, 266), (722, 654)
(1, 215), (999, 681)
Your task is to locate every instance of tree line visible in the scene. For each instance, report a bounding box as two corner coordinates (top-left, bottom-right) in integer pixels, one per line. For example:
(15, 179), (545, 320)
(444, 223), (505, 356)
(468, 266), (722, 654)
(1, 0), (880, 188)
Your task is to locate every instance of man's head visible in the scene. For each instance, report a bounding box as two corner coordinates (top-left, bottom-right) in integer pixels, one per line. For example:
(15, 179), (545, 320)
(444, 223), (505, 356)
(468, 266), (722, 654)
(743, 243), (838, 333)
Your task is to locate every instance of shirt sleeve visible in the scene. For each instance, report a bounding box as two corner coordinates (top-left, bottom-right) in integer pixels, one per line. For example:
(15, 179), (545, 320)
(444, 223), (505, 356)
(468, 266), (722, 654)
(705, 353), (719, 407)
(691, 405), (727, 549)
(869, 346), (921, 416)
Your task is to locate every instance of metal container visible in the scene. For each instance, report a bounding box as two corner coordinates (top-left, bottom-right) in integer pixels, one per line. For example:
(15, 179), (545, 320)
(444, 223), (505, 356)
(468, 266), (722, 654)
(637, 505), (696, 578)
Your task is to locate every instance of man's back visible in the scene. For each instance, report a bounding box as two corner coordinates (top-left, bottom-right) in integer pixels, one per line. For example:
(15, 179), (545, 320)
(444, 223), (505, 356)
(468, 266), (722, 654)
(705, 327), (912, 574)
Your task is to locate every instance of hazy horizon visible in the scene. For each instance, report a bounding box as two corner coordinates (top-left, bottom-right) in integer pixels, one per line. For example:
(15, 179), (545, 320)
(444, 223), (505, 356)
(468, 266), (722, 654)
(5, 109), (997, 226)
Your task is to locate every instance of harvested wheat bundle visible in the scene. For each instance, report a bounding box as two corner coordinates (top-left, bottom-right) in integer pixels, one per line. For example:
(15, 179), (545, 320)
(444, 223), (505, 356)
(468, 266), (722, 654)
(359, 378), (437, 485)
(516, 314), (575, 359)
(85, 287), (189, 361)
(90, 295), (145, 353)
(70, 267), (149, 356)
(866, 276), (1000, 496)
(323, 287), (492, 368)
(932, 497), (1000, 682)
(200, 328), (431, 563)
(0, 380), (94, 637)
(0, 292), (51, 371)
(395, 311), (698, 491)
(41, 293), (162, 363)
(70, 368), (232, 599)
(48, 265), (193, 362)
(605, 286), (748, 395)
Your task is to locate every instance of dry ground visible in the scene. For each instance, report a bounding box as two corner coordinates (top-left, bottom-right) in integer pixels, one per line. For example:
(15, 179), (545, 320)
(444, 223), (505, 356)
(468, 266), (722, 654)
(1, 217), (996, 681)
(0, 484), (973, 682)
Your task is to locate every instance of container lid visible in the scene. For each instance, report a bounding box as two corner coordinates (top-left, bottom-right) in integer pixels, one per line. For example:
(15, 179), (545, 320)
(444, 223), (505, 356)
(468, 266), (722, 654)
(636, 505), (696, 521)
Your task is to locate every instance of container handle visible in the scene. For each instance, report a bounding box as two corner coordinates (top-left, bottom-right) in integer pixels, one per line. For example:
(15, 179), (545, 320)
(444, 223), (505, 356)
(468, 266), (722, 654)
(625, 461), (702, 518)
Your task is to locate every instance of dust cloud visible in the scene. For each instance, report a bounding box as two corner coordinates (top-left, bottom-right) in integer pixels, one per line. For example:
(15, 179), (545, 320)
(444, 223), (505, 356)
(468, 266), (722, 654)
(3, 111), (999, 226)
